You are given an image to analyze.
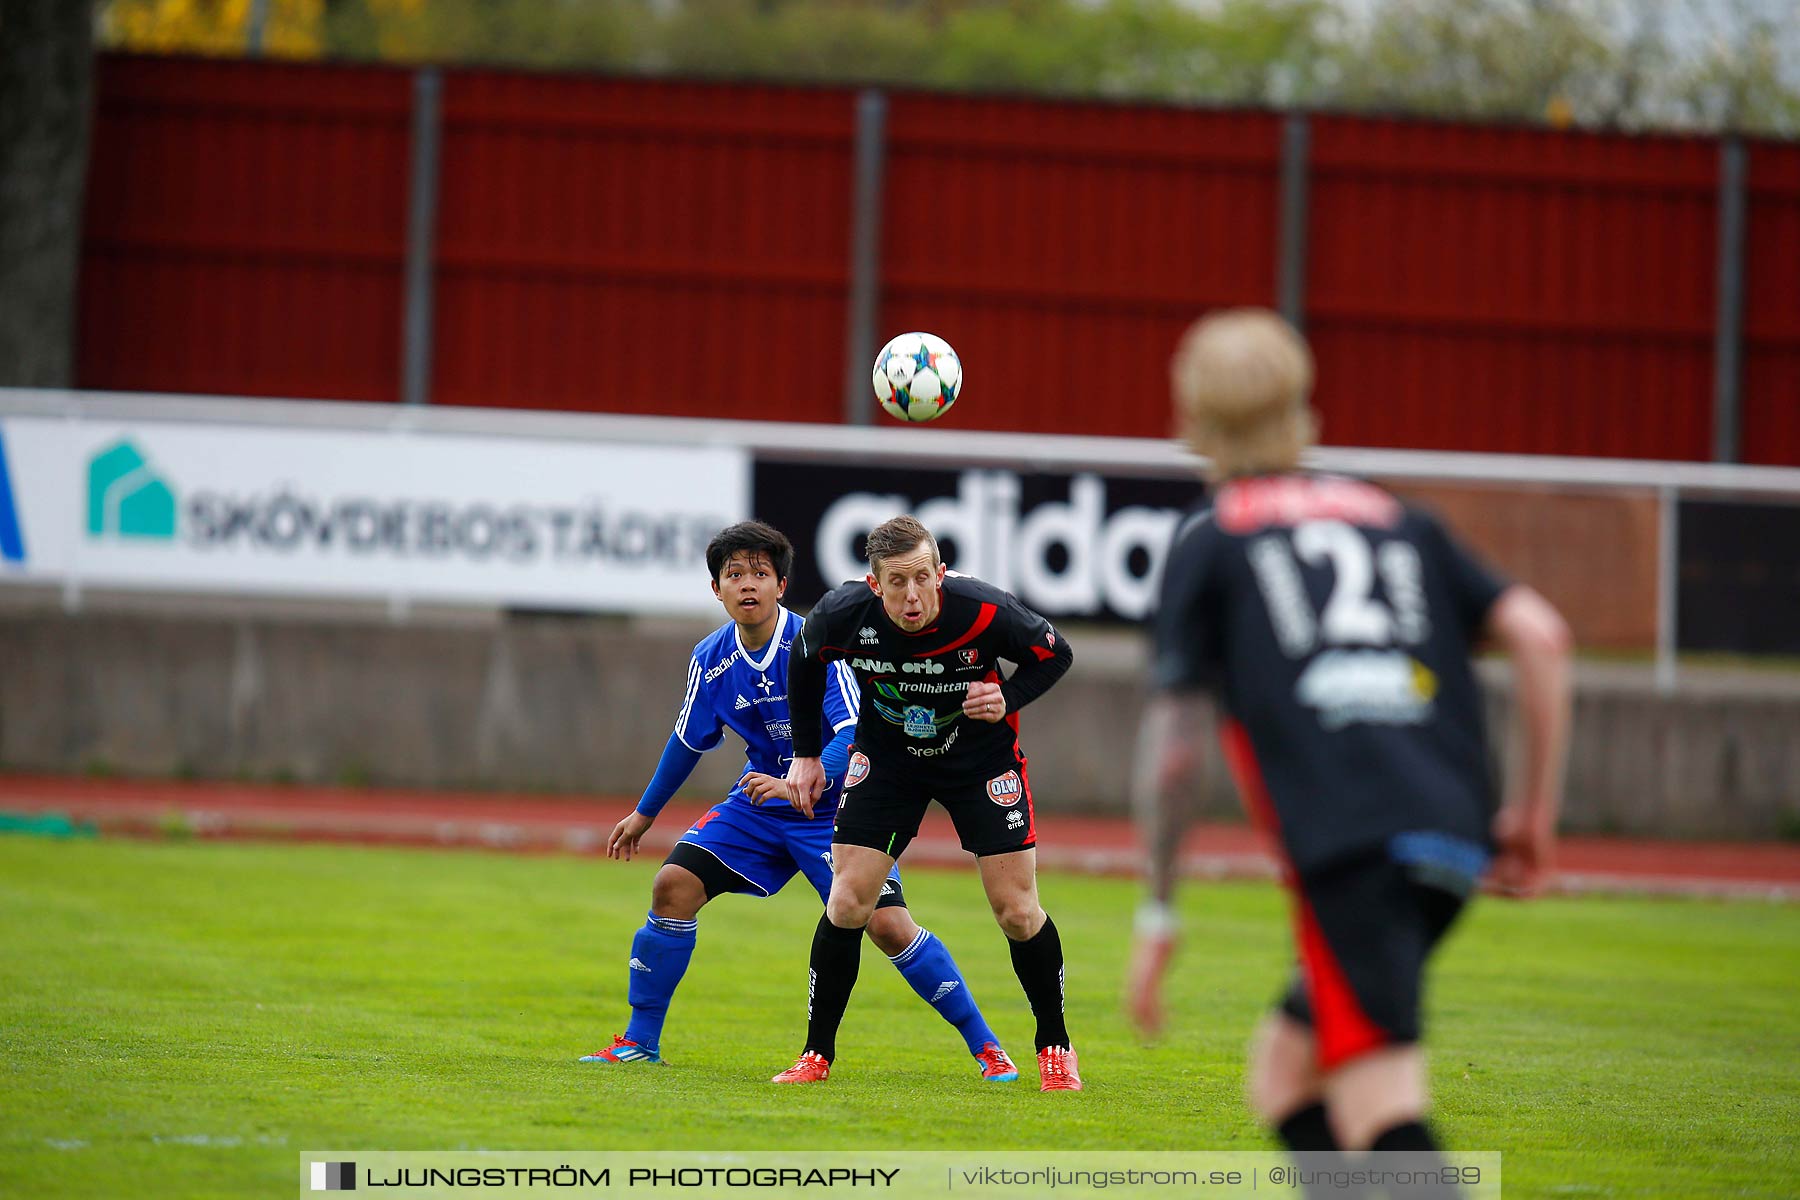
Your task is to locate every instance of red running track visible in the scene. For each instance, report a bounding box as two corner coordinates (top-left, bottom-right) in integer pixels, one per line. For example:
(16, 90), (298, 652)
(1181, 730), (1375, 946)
(2, 773), (1795, 901)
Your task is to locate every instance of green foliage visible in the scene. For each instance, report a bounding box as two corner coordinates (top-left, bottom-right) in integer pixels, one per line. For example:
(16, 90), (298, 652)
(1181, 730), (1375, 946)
(2, 837), (1797, 1198)
(1330, 0), (1617, 120)
(94, 0), (1800, 136)
(319, 0), (654, 70)
(923, 0), (1334, 103)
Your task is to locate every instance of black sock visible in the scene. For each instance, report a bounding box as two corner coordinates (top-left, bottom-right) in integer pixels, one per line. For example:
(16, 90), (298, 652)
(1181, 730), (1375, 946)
(1370, 1120), (1440, 1154)
(1276, 1103), (1363, 1200)
(802, 913), (865, 1063)
(1007, 914), (1070, 1051)
(1276, 1102), (1337, 1151)
(1371, 1120), (1458, 1200)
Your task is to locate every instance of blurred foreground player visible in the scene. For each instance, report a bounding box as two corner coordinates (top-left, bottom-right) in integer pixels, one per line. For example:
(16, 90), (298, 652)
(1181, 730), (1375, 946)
(1127, 311), (1572, 1177)
(776, 516), (1080, 1090)
(583, 521), (1017, 1083)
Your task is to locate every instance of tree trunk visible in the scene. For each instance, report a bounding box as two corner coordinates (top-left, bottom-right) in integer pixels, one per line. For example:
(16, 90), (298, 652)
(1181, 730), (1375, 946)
(0, 0), (94, 388)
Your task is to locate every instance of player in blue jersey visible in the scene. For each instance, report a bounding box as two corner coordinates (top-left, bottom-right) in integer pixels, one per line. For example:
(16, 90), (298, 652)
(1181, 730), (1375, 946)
(580, 521), (1018, 1082)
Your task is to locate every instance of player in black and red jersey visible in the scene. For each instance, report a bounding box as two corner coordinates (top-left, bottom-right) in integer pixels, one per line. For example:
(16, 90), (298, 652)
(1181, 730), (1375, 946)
(772, 515), (1081, 1091)
(1127, 310), (1572, 1180)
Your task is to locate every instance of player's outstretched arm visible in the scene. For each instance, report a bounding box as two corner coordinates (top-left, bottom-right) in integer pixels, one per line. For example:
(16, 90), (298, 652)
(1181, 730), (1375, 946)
(612, 732), (706, 861)
(1124, 691), (1214, 1036)
(1484, 584), (1573, 898)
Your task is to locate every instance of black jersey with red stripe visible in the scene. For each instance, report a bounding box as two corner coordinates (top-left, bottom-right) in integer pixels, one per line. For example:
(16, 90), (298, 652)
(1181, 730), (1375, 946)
(1152, 472), (1509, 874)
(788, 572), (1072, 769)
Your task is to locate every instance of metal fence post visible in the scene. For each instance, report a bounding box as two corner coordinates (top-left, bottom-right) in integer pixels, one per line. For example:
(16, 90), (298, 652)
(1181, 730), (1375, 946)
(1277, 113), (1311, 332)
(1655, 484), (1679, 693)
(246, 0), (269, 56)
(402, 68), (444, 408)
(1713, 137), (1747, 463)
(843, 89), (888, 427)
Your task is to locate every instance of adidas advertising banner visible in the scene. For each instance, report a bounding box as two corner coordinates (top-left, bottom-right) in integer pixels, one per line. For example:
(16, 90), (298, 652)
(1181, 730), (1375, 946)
(754, 460), (1203, 623)
(0, 418), (747, 613)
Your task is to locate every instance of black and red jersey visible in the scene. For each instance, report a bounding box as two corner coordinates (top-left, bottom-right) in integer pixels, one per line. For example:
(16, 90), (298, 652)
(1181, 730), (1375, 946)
(789, 572), (1072, 770)
(1153, 472), (1509, 873)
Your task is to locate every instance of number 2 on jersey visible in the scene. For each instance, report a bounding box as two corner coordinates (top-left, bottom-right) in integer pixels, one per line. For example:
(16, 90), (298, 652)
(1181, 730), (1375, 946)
(1250, 519), (1430, 656)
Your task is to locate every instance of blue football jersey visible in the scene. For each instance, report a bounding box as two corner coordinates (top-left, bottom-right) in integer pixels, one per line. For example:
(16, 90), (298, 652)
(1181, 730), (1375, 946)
(674, 607), (859, 819)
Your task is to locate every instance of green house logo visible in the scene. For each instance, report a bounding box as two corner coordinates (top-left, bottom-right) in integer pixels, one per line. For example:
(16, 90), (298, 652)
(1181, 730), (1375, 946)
(87, 440), (177, 541)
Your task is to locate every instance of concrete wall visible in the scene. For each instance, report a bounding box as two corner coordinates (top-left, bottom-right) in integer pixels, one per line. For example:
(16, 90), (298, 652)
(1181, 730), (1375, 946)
(2, 607), (1796, 839)
(1391, 482), (1661, 650)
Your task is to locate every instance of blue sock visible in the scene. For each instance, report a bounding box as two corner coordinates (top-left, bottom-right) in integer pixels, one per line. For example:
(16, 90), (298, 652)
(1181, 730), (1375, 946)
(889, 928), (1000, 1055)
(622, 912), (697, 1054)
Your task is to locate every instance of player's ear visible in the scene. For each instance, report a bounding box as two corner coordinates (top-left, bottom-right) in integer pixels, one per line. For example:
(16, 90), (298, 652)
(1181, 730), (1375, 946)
(865, 573), (880, 595)
(776, 576), (789, 598)
(711, 578), (722, 599)
(935, 562), (947, 583)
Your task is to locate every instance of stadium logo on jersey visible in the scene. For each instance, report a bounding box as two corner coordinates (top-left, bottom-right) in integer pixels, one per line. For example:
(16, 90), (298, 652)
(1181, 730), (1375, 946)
(845, 752), (871, 788)
(957, 648), (980, 667)
(734, 694), (751, 710)
(986, 770), (1024, 807)
(1295, 649), (1436, 730)
(703, 650), (741, 683)
(859, 626), (879, 644)
(902, 705), (938, 738)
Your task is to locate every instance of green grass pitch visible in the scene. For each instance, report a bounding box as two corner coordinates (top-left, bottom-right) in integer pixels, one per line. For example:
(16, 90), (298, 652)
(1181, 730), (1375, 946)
(1, 836), (1795, 1198)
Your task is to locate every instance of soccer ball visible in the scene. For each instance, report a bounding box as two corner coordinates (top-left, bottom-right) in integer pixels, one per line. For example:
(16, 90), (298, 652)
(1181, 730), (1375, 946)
(873, 332), (962, 423)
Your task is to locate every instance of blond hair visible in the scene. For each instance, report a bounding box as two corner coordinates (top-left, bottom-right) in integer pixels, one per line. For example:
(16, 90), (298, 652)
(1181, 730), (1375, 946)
(864, 514), (938, 573)
(1170, 308), (1316, 479)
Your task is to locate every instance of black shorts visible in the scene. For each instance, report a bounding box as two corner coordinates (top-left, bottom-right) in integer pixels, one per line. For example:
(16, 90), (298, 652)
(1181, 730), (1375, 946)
(1276, 850), (1467, 1071)
(831, 746), (1036, 859)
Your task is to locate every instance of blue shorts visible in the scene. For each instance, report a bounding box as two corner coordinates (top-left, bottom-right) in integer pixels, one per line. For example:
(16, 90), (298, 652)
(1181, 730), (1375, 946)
(673, 799), (903, 902)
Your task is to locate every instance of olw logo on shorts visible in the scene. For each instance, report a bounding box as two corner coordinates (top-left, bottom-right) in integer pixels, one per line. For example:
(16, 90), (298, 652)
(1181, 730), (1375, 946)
(88, 440), (177, 541)
(986, 770), (1023, 807)
(845, 752), (870, 788)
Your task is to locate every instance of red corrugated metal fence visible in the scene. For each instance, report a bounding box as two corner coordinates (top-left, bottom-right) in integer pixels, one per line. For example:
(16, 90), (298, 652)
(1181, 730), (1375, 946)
(430, 71), (858, 422)
(878, 93), (1280, 437)
(1741, 141), (1800, 467)
(1306, 117), (1718, 460)
(74, 54), (1798, 463)
(79, 56), (412, 403)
